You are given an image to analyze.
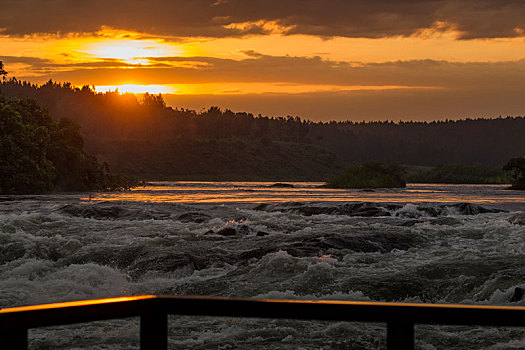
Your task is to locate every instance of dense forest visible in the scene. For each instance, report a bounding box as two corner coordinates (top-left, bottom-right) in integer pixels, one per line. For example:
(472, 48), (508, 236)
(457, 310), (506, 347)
(407, 164), (511, 184)
(0, 96), (135, 194)
(1, 75), (525, 180)
(0, 78), (343, 180)
(0, 64), (134, 194)
(327, 162), (406, 189)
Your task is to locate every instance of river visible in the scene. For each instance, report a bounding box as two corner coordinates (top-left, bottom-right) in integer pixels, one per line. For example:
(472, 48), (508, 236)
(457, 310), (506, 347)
(1, 182), (524, 349)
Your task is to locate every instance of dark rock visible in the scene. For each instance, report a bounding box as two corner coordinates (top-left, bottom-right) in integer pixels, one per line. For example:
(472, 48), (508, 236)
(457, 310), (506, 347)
(360, 189), (375, 192)
(61, 204), (125, 219)
(290, 203), (388, 217)
(511, 287), (525, 302)
(254, 201), (504, 219)
(292, 206), (337, 216)
(269, 183), (294, 188)
(325, 233), (412, 253)
(238, 247), (275, 260)
(237, 225), (251, 235)
(400, 220), (423, 227)
(337, 203), (391, 217)
(417, 206), (442, 217)
(177, 212), (211, 223)
(395, 210), (422, 219)
(60, 204), (170, 220)
(256, 231), (270, 237)
(255, 202), (393, 217)
(280, 202), (305, 207)
(279, 233), (415, 258)
(215, 227), (237, 236)
(385, 204), (404, 211)
(449, 203), (505, 215)
(253, 203), (272, 211)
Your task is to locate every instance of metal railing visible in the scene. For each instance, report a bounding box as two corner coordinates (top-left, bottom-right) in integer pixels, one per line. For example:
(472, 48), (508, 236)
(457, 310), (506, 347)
(2, 295), (525, 349)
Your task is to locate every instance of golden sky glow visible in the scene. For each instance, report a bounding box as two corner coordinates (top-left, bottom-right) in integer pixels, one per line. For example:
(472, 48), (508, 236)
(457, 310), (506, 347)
(191, 32), (525, 63)
(94, 84), (177, 94)
(1, 0), (525, 121)
(136, 83), (440, 95)
(81, 37), (181, 65)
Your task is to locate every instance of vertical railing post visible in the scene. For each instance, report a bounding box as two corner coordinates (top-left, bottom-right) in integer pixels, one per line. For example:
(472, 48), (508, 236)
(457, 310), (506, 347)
(140, 312), (167, 350)
(387, 321), (414, 350)
(1, 328), (28, 350)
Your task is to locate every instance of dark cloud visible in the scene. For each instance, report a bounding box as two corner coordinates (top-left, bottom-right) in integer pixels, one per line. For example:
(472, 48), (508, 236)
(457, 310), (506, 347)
(4, 52), (525, 121)
(8, 53), (525, 90)
(51, 55), (525, 120)
(0, 0), (523, 39)
(0, 56), (53, 66)
(0, 56), (168, 71)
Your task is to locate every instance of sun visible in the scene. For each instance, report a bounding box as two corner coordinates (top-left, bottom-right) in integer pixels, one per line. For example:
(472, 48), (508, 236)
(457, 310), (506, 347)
(81, 38), (180, 65)
(94, 84), (177, 94)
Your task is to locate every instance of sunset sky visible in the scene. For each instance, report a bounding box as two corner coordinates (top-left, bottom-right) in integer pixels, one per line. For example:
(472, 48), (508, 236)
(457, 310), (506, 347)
(1, 0), (525, 121)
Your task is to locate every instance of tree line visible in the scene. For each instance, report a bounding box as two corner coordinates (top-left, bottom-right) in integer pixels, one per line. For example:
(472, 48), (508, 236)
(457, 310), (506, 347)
(1, 72), (524, 181)
(0, 62), (135, 194)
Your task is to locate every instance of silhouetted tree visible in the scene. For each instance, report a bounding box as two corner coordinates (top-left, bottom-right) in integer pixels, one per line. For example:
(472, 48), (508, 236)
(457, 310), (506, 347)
(0, 61), (7, 79)
(503, 157), (525, 189)
(0, 97), (134, 193)
(141, 92), (166, 109)
(0, 99), (54, 193)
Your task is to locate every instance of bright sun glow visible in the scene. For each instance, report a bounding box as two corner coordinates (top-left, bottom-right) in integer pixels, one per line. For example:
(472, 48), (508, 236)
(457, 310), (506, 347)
(92, 83), (435, 96)
(94, 84), (177, 94)
(81, 39), (180, 64)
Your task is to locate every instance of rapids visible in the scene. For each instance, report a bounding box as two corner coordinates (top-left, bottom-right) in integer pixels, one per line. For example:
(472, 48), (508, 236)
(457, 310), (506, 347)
(1, 182), (525, 349)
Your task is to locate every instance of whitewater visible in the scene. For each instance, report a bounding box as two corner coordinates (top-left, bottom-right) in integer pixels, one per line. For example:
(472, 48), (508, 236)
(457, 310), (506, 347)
(1, 182), (525, 349)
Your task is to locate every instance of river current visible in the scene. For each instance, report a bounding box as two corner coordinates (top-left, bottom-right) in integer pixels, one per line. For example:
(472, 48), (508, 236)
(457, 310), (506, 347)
(1, 182), (525, 349)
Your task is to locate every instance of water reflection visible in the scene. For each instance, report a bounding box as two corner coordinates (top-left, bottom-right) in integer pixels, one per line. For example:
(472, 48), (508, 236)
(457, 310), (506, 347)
(80, 182), (525, 211)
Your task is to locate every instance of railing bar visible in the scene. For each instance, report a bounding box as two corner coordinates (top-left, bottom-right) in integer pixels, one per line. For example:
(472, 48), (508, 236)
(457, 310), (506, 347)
(140, 312), (167, 350)
(0, 328), (28, 350)
(387, 321), (414, 350)
(5, 295), (525, 348)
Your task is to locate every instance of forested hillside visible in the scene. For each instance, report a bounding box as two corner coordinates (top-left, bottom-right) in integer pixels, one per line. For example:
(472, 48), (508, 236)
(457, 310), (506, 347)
(0, 96), (134, 194)
(1, 79), (342, 180)
(2, 78), (524, 180)
(309, 118), (525, 165)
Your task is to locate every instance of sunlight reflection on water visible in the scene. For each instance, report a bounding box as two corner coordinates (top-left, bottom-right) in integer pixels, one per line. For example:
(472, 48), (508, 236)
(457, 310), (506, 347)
(80, 182), (525, 210)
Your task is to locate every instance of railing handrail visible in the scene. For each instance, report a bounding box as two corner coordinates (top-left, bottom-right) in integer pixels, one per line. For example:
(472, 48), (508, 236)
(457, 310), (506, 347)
(2, 295), (525, 349)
